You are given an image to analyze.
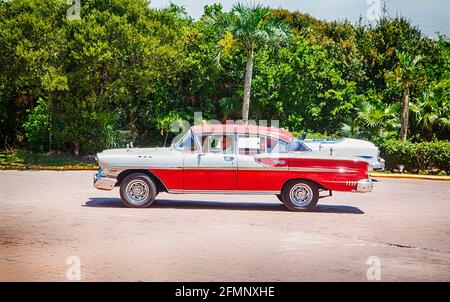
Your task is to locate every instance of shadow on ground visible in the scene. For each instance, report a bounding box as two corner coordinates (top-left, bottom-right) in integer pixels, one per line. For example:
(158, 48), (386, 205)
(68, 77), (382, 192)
(84, 197), (364, 214)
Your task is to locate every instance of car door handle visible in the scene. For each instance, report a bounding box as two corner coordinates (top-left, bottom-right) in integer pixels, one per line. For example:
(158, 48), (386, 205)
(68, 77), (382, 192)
(224, 156), (235, 161)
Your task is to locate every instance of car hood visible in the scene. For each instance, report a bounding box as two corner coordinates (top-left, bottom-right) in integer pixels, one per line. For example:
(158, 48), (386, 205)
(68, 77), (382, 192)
(96, 147), (174, 168)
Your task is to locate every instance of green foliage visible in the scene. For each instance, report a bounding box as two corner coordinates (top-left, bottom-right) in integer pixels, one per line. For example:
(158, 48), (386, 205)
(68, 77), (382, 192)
(23, 98), (50, 152)
(0, 150), (25, 166)
(0, 0), (449, 159)
(102, 113), (131, 149)
(380, 140), (450, 174)
(411, 89), (450, 140)
(157, 111), (186, 133)
(0, 149), (95, 167)
(206, 2), (292, 123)
(207, 3), (292, 51)
(340, 99), (400, 141)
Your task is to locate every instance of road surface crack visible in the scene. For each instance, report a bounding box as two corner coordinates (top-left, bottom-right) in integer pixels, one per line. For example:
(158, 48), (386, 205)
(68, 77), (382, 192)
(383, 242), (415, 249)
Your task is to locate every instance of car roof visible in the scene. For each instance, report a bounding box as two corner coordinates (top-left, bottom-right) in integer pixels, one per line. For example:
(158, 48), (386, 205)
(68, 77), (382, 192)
(191, 124), (293, 141)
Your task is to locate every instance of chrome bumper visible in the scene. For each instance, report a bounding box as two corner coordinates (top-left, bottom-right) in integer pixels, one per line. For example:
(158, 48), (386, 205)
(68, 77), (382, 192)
(93, 172), (116, 191)
(354, 179), (373, 193)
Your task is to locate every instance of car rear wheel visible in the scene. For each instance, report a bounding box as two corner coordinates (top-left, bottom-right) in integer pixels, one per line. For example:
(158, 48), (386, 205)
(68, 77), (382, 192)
(282, 180), (319, 211)
(119, 173), (157, 208)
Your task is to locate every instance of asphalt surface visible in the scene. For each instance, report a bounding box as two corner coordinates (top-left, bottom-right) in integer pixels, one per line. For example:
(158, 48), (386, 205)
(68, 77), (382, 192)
(0, 170), (449, 281)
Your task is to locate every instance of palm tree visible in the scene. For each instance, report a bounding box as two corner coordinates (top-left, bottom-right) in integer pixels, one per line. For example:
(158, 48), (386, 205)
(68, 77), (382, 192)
(356, 100), (400, 138)
(208, 3), (292, 124)
(411, 91), (450, 140)
(341, 101), (400, 140)
(386, 51), (423, 141)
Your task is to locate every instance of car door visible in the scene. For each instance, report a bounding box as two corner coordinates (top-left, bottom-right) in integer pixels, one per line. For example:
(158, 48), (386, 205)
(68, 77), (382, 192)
(183, 132), (237, 191)
(236, 134), (288, 192)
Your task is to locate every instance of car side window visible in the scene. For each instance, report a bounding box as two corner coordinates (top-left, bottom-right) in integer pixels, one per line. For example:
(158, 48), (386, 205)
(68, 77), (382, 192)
(268, 137), (288, 153)
(288, 139), (311, 152)
(237, 134), (266, 155)
(196, 133), (235, 154)
(237, 135), (289, 155)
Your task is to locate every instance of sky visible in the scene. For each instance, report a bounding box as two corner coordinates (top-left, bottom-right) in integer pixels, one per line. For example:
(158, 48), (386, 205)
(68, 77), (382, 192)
(149, 0), (450, 38)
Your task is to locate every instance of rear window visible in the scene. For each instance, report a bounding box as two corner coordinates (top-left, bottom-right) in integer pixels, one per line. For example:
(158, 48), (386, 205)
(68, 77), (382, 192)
(237, 134), (288, 154)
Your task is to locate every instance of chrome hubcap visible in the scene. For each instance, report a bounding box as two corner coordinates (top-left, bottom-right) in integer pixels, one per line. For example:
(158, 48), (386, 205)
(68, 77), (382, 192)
(125, 180), (149, 205)
(289, 183), (313, 207)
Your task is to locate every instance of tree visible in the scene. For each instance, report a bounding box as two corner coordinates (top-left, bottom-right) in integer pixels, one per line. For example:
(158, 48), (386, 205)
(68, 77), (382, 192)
(207, 3), (291, 124)
(342, 100), (400, 141)
(386, 51), (423, 141)
(1, 1), (448, 153)
(412, 90), (450, 140)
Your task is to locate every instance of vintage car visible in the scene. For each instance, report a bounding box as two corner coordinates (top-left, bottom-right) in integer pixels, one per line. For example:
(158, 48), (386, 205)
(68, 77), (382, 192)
(94, 124), (373, 211)
(301, 137), (385, 171)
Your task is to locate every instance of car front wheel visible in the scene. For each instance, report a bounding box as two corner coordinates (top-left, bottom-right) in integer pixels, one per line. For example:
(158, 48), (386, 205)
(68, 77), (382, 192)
(281, 180), (319, 212)
(119, 173), (157, 208)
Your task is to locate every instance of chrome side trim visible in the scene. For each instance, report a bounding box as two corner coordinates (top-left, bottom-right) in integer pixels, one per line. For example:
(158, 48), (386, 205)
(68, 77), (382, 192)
(111, 166), (182, 170)
(147, 167), (183, 170)
(102, 166), (181, 178)
(109, 166), (358, 173)
(167, 189), (280, 195)
(238, 167), (288, 171)
(183, 166), (236, 170)
(155, 166), (286, 171)
(289, 167), (358, 173)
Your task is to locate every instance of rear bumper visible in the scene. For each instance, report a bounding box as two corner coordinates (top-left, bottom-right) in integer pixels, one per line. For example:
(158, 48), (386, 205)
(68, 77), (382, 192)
(93, 172), (116, 191)
(354, 179), (373, 193)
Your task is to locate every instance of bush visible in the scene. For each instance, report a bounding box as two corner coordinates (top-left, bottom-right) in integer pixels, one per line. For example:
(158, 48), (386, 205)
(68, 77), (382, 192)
(23, 98), (50, 152)
(380, 140), (450, 174)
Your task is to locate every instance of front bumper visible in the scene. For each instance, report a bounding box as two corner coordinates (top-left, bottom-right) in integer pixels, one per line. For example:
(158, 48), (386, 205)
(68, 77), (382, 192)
(93, 170), (116, 190)
(354, 179), (373, 193)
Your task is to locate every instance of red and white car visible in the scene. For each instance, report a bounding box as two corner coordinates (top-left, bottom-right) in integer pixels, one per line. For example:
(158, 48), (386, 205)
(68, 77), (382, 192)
(94, 124), (373, 211)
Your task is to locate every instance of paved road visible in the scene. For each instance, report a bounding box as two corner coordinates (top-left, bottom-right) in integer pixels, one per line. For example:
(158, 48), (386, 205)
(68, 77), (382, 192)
(0, 170), (449, 281)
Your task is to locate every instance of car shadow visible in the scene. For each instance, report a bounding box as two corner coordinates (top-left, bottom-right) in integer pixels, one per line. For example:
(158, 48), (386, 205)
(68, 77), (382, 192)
(84, 198), (364, 214)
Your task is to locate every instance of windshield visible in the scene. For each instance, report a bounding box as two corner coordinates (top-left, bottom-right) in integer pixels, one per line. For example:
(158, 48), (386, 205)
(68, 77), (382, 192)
(172, 129), (195, 151)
